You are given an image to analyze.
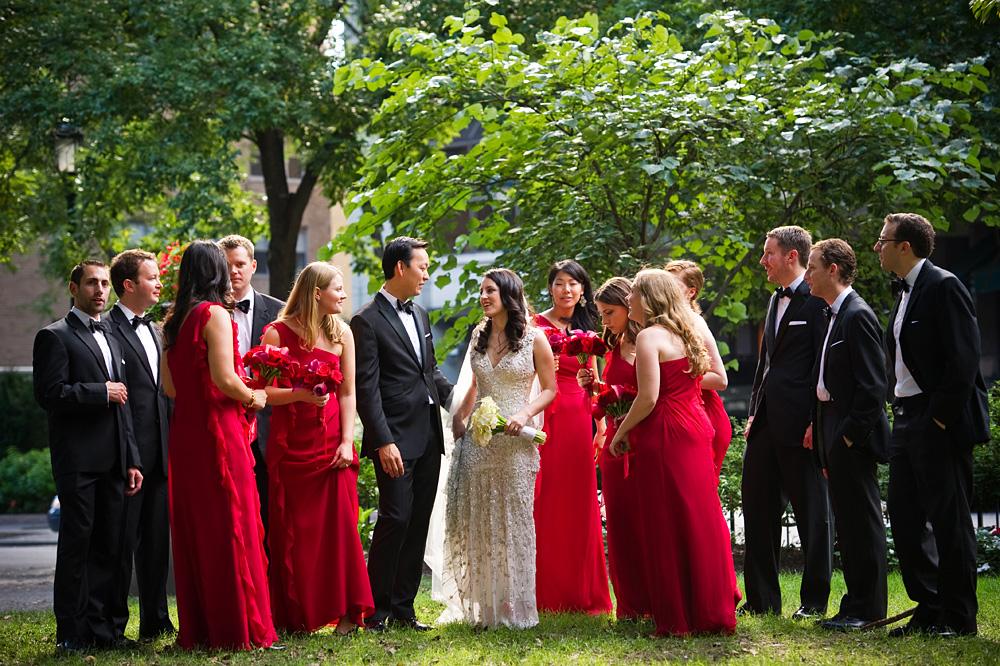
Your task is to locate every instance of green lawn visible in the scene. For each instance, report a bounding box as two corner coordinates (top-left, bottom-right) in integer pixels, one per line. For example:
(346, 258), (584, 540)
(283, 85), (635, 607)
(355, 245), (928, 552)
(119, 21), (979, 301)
(3, 572), (999, 664)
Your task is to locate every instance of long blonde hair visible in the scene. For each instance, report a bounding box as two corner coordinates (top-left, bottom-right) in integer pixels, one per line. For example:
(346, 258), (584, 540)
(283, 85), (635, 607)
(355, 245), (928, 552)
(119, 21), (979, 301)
(278, 261), (347, 349)
(664, 259), (704, 314)
(632, 269), (709, 376)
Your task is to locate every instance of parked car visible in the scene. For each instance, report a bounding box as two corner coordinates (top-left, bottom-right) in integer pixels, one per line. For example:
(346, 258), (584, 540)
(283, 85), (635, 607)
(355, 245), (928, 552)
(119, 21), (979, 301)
(47, 496), (60, 532)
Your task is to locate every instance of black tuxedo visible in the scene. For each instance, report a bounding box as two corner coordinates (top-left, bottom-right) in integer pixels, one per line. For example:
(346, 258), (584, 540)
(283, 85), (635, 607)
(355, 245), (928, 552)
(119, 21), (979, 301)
(108, 305), (173, 638)
(742, 279), (832, 614)
(241, 289), (283, 540)
(884, 260), (987, 634)
(33, 312), (141, 646)
(811, 290), (889, 621)
(351, 292), (453, 623)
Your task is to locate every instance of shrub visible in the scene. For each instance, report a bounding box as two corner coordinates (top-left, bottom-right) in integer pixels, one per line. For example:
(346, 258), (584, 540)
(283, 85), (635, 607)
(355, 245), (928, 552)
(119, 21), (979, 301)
(0, 372), (49, 452)
(972, 381), (1000, 511)
(718, 417), (746, 515)
(0, 447), (54, 513)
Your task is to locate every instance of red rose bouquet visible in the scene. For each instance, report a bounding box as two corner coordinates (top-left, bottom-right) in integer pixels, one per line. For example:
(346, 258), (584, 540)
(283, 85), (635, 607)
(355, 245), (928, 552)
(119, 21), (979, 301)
(294, 357), (344, 397)
(592, 383), (638, 423)
(563, 330), (609, 364)
(243, 344), (293, 389)
(540, 326), (567, 354)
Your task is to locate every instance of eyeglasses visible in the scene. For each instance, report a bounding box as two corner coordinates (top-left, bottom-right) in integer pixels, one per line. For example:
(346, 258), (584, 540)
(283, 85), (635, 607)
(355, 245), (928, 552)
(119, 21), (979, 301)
(875, 237), (905, 248)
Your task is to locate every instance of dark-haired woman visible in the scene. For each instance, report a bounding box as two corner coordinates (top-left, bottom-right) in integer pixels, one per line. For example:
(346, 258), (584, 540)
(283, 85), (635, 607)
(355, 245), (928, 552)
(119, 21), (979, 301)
(578, 277), (649, 620)
(161, 240), (277, 650)
(533, 260), (612, 615)
(438, 268), (556, 628)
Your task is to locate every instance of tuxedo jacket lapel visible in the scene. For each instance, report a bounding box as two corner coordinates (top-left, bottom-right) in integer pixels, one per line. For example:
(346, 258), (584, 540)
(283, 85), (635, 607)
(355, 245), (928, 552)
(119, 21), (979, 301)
(901, 260), (932, 327)
(764, 292), (778, 356)
(375, 293), (421, 367)
(67, 315), (112, 381)
(773, 283), (808, 352)
(110, 308), (155, 383)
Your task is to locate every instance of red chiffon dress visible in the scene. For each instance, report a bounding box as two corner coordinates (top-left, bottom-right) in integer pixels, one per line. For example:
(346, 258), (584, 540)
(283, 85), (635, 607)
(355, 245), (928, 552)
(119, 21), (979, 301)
(629, 358), (740, 636)
(701, 389), (732, 479)
(265, 322), (374, 633)
(598, 346), (650, 619)
(533, 315), (612, 614)
(167, 302), (277, 650)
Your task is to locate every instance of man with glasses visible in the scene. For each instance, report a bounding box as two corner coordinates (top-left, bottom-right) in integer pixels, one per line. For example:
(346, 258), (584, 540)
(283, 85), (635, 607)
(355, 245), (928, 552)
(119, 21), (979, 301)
(875, 212), (989, 637)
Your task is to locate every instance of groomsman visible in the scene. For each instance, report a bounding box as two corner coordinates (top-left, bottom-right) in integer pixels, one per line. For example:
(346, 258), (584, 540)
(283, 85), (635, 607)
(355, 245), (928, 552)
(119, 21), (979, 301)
(219, 234), (283, 540)
(108, 250), (174, 640)
(352, 237), (453, 631)
(875, 213), (989, 637)
(742, 225), (832, 619)
(33, 261), (143, 652)
(804, 239), (889, 631)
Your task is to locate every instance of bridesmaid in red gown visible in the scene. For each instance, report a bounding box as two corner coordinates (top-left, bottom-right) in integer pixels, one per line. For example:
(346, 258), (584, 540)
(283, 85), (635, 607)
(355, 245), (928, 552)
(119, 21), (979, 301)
(534, 260), (611, 615)
(261, 262), (374, 635)
(665, 260), (732, 478)
(608, 269), (739, 636)
(581, 277), (649, 619)
(161, 241), (276, 650)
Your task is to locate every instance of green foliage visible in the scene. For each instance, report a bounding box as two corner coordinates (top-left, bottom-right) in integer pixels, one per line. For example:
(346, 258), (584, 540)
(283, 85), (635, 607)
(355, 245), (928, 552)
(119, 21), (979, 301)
(330, 9), (997, 358)
(355, 434), (379, 549)
(0, 372), (49, 452)
(973, 380), (1000, 511)
(970, 0), (1000, 22)
(0, 0), (365, 293)
(0, 447), (55, 513)
(718, 417), (745, 515)
(979, 527), (1000, 574)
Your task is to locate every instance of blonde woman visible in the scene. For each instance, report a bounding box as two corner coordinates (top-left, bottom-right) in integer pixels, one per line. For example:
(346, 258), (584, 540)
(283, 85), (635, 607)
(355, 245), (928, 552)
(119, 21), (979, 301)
(664, 260), (731, 478)
(260, 261), (374, 635)
(608, 269), (739, 636)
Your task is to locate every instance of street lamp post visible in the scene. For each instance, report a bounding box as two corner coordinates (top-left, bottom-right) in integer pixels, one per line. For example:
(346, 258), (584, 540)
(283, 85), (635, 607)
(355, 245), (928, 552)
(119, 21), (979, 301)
(54, 121), (82, 218)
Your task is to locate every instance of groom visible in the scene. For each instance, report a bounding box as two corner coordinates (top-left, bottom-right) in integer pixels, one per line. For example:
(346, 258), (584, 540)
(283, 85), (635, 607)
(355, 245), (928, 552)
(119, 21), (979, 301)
(351, 236), (453, 631)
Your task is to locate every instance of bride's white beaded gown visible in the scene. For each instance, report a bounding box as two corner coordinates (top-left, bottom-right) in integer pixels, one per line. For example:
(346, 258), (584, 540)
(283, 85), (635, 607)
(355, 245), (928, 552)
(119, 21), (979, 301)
(438, 325), (541, 628)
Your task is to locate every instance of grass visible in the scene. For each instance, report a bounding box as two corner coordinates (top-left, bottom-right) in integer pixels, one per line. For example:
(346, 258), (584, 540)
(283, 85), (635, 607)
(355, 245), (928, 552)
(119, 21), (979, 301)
(2, 572), (999, 664)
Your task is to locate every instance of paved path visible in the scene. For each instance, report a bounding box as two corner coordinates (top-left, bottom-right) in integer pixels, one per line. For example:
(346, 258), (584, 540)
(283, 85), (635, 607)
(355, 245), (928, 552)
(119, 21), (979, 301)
(0, 514), (56, 612)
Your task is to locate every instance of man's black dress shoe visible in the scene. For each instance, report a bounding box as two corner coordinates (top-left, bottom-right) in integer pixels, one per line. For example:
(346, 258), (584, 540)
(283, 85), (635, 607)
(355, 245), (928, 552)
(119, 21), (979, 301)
(106, 637), (141, 650)
(139, 623), (176, 641)
(791, 606), (826, 621)
(819, 616), (867, 632)
(736, 604), (761, 617)
(887, 621), (930, 637)
(365, 617), (389, 632)
(55, 640), (90, 654)
(393, 617), (432, 631)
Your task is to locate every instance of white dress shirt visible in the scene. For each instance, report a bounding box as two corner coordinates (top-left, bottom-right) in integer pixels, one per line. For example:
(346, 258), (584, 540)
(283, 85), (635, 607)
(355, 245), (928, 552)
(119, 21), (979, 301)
(233, 291), (255, 358)
(816, 286), (853, 402)
(116, 303), (159, 382)
(893, 259), (926, 398)
(379, 287), (423, 365)
(775, 274), (805, 337)
(70, 307), (112, 402)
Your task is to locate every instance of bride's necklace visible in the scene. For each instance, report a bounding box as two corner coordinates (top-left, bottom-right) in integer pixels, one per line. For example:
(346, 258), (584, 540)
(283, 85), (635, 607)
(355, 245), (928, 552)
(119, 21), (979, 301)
(490, 331), (509, 354)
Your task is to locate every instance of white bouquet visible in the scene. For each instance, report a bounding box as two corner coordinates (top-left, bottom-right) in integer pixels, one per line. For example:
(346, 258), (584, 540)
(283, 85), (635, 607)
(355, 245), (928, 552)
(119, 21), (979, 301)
(469, 396), (546, 447)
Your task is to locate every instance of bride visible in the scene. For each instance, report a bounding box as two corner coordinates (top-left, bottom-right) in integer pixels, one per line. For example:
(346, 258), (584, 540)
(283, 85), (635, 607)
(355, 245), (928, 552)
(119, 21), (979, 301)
(434, 268), (556, 628)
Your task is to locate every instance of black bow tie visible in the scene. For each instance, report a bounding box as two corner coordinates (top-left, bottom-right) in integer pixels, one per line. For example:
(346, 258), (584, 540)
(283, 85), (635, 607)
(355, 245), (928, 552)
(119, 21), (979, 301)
(823, 306), (834, 320)
(131, 314), (153, 329)
(892, 278), (910, 295)
(89, 319), (110, 335)
(397, 299), (414, 314)
(775, 286), (795, 299)
(235, 299), (251, 314)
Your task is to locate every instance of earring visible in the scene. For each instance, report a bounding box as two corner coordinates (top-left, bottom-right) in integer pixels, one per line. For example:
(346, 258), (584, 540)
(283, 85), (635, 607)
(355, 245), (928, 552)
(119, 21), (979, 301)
(579, 296), (587, 307)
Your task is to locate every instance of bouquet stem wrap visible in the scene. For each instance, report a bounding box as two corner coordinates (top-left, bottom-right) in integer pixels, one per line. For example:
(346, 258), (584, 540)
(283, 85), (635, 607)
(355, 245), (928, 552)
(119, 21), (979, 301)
(469, 396), (546, 446)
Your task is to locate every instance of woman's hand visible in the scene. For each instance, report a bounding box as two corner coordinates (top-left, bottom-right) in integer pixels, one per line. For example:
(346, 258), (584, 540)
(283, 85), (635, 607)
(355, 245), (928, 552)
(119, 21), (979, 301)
(553, 356), (560, 373)
(452, 413), (467, 440)
(331, 442), (354, 469)
(250, 389), (267, 411)
(609, 435), (628, 457)
(301, 389), (331, 407)
(505, 409), (531, 436)
(576, 367), (594, 389)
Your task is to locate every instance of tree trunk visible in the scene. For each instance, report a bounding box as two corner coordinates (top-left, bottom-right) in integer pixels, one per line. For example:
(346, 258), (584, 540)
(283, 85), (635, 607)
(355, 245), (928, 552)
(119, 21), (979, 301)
(256, 128), (319, 300)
